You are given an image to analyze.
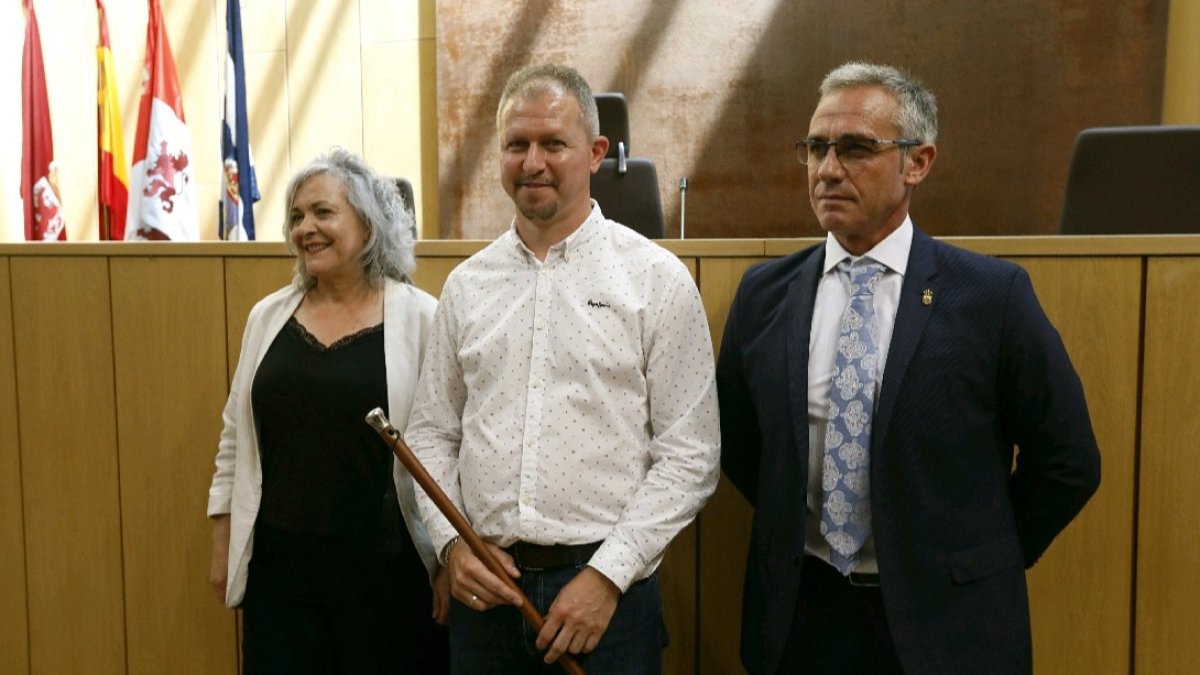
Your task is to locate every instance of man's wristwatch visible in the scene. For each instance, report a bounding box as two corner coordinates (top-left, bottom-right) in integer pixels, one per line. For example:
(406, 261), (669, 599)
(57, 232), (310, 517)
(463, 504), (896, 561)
(439, 535), (461, 567)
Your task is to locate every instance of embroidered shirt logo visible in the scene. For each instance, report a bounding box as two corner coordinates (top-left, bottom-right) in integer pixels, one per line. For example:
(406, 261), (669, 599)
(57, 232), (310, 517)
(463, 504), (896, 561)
(587, 299), (611, 309)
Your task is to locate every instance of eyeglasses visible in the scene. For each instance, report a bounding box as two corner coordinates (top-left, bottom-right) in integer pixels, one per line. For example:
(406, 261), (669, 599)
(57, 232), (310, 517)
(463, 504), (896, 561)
(795, 137), (921, 167)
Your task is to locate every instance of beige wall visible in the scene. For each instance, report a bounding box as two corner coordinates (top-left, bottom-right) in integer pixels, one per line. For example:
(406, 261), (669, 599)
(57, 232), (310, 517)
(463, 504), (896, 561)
(0, 0), (438, 243)
(2, 1), (1199, 243)
(435, 1), (1171, 240)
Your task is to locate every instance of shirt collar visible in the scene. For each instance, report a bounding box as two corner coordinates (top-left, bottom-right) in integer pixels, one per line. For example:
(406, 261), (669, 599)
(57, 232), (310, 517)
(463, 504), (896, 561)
(822, 215), (914, 276)
(506, 200), (605, 263)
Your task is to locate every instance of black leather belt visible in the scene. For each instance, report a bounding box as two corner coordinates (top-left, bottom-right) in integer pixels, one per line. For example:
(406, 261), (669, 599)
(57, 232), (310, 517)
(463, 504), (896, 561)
(848, 571), (881, 588)
(803, 555), (881, 588)
(506, 541), (602, 570)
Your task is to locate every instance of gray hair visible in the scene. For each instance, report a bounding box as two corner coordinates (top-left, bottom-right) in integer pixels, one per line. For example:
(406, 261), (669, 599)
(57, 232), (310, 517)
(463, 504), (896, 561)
(819, 62), (938, 144)
(495, 64), (600, 138)
(283, 148), (416, 291)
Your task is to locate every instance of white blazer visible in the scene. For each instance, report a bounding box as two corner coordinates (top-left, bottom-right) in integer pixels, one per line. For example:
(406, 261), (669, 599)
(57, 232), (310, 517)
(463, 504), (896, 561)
(207, 278), (438, 607)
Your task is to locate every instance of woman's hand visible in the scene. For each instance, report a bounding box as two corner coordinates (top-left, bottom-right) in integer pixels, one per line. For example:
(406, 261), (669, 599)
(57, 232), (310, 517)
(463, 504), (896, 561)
(209, 515), (231, 604)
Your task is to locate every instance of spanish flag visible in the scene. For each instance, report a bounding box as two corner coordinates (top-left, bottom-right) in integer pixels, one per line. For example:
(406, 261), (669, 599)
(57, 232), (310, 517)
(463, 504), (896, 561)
(96, 0), (128, 240)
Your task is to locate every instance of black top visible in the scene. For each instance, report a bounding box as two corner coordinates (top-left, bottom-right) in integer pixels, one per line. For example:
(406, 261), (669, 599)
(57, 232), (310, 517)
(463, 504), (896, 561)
(252, 316), (392, 536)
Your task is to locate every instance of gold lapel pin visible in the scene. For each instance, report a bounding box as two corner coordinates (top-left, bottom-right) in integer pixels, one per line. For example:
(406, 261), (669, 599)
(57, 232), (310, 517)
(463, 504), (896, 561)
(922, 289), (933, 306)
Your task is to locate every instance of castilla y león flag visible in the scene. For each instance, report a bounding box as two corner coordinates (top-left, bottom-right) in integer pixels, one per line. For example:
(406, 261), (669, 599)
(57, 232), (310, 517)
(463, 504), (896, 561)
(126, 0), (197, 241)
(97, 0), (129, 240)
(22, 0), (66, 241)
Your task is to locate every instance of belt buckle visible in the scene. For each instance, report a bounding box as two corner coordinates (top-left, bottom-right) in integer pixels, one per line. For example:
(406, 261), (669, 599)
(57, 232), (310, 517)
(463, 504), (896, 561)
(848, 572), (880, 588)
(510, 543), (546, 570)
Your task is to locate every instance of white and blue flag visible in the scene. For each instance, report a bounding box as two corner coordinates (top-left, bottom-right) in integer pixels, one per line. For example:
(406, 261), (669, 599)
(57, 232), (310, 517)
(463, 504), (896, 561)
(220, 0), (259, 240)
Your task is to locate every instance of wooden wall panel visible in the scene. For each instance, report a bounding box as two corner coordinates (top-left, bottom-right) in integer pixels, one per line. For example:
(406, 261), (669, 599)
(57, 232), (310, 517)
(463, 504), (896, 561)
(0, 257), (29, 675)
(698, 258), (765, 353)
(696, 257), (763, 674)
(1164, 0), (1200, 123)
(410, 257), (467, 300)
(110, 259), (237, 675)
(695, 479), (753, 674)
(0, 243), (1189, 673)
(220, 254), (287, 674)
(657, 256), (700, 675)
(10, 258), (125, 674)
(1137, 258), (1200, 674)
(223, 258), (294, 379)
(660, 523), (697, 675)
(220, 257), (294, 675)
(415, 30), (441, 241)
(1015, 258), (1140, 675)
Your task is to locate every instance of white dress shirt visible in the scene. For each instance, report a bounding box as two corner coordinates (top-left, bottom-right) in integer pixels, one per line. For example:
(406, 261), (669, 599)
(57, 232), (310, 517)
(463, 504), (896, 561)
(805, 217), (914, 574)
(405, 203), (721, 592)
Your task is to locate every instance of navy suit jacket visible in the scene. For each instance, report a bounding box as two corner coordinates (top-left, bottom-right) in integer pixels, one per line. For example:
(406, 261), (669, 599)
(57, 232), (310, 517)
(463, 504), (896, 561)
(717, 227), (1101, 675)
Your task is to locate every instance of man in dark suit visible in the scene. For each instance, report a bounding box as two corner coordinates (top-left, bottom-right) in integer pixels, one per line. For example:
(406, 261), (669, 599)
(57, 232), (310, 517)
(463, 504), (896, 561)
(717, 62), (1101, 674)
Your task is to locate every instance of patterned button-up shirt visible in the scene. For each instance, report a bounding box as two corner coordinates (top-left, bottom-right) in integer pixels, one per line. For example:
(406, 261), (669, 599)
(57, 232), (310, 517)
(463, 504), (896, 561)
(406, 204), (720, 591)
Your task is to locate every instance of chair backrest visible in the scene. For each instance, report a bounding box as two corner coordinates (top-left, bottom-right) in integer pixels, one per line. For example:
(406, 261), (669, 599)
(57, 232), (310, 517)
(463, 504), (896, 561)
(392, 177), (417, 238)
(392, 178), (416, 217)
(595, 93), (630, 158)
(1059, 126), (1200, 234)
(591, 158), (665, 239)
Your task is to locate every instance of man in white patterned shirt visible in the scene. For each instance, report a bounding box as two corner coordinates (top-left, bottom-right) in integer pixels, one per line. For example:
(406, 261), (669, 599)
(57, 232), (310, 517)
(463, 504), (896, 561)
(404, 64), (720, 673)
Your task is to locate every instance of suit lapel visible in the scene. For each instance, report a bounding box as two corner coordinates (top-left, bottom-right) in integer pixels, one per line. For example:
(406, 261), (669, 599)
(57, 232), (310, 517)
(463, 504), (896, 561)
(785, 249), (826, 469)
(873, 228), (939, 454)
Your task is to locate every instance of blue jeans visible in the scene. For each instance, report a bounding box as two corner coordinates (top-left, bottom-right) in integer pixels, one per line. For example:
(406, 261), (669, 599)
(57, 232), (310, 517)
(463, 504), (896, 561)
(448, 565), (667, 674)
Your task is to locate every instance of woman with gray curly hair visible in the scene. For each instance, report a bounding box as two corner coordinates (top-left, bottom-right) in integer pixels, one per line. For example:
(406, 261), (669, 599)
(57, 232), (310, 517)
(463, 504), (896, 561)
(207, 148), (449, 672)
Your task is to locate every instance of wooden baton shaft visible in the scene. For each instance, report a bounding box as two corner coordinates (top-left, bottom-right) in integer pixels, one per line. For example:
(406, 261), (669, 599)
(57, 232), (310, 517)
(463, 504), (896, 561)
(365, 408), (585, 675)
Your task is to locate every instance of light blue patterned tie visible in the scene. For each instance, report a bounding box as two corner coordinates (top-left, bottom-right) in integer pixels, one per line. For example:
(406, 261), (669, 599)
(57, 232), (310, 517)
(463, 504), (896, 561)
(821, 259), (886, 575)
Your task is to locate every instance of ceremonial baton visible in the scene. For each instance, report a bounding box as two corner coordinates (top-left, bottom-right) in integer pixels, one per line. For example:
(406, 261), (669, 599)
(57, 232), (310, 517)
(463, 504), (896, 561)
(365, 408), (586, 675)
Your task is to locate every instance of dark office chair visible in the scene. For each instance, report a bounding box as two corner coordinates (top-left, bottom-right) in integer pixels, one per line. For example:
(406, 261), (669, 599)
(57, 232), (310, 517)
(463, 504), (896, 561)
(596, 93), (631, 160)
(1058, 126), (1200, 234)
(591, 93), (665, 239)
(392, 177), (418, 238)
(392, 178), (416, 218)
